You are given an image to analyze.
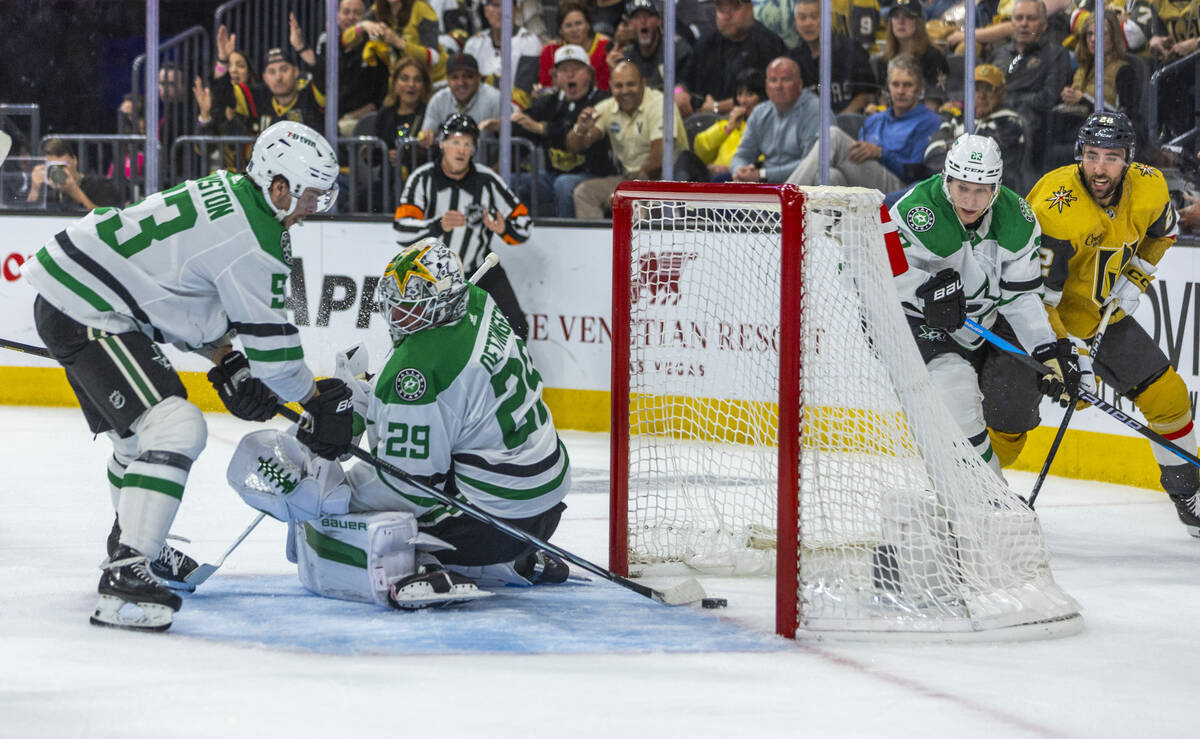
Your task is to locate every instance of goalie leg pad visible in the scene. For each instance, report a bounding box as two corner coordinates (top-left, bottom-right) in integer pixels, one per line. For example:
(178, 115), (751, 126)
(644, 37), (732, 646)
(877, 488), (960, 604)
(293, 511), (424, 606)
(227, 430), (351, 522)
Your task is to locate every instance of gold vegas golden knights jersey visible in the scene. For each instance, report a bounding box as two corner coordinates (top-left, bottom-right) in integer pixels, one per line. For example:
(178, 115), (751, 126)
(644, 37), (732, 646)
(1027, 162), (1179, 340)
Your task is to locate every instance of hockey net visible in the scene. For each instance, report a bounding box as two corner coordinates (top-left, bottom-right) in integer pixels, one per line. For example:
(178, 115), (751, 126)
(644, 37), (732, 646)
(609, 183), (1082, 640)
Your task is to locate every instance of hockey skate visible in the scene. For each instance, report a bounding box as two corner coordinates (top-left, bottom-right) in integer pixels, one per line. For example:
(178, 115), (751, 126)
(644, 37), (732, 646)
(386, 564), (493, 610)
(90, 545), (183, 632)
(108, 517), (200, 592)
(514, 550), (570, 584)
(1169, 493), (1200, 539)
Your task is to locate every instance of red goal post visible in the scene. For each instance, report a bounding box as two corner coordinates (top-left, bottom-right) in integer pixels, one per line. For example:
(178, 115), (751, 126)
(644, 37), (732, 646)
(608, 181), (1082, 641)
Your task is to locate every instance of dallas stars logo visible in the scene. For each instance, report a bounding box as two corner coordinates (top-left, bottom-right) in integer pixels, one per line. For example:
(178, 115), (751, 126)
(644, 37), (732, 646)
(919, 325), (946, 342)
(395, 368), (427, 401)
(383, 244), (438, 298)
(906, 206), (935, 232)
(1045, 186), (1076, 214)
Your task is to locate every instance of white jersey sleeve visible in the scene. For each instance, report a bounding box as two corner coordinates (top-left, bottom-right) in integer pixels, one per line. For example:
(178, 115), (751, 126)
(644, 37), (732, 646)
(21, 171), (315, 401)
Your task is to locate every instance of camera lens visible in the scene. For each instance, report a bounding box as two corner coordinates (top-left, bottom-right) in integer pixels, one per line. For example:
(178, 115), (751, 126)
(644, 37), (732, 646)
(48, 165), (67, 186)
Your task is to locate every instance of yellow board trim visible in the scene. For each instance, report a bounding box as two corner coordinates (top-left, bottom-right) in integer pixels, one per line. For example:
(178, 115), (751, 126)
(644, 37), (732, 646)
(1, 370), (1163, 491)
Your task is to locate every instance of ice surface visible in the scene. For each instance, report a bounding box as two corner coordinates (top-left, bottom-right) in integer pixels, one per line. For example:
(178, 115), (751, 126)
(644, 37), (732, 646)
(1, 407), (1196, 738)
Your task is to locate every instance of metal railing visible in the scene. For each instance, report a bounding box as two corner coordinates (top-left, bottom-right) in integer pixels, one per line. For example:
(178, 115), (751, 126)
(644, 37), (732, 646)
(39, 134), (148, 205)
(170, 135), (256, 183)
(214, 0), (325, 65)
(1149, 51), (1200, 151)
(476, 133), (543, 217)
(337, 136), (391, 214)
(0, 104), (41, 155)
(131, 26), (211, 152)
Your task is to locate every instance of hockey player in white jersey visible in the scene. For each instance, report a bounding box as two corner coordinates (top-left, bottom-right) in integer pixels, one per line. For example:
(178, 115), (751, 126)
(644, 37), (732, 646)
(892, 133), (1088, 474)
(226, 238), (571, 609)
(22, 121), (355, 631)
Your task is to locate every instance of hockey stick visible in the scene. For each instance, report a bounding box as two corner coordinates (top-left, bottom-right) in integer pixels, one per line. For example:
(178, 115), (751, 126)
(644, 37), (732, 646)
(964, 318), (1200, 471)
(275, 405), (707, 606)
(1027, 300), (1119, 508)
(182, 511), (267, 586)
(0, 337), (51, 358)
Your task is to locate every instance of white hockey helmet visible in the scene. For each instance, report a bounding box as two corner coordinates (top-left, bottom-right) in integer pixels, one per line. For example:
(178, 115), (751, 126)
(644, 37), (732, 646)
(378, 238), (470, 342)
(246, 121), (340, 221)
(941, 133), (1003, 212)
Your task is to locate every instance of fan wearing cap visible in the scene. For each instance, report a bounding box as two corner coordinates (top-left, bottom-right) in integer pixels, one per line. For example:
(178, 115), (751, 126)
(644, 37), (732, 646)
(418, 53), (512, 148)
(209, 24), (327, 134)
(567, 60), (688, 218)
(539, 2), (615, 92)
(882, 0), (949, 97)
(892, 133), (1075, 477)
(395, 113), (533, 339)
(923, 64), (1026, 190)
(605, 0), (693, 91)
(463, 0), (544, 106)
(511, 45), (617, 217)
(1026, 111), (1200, 537)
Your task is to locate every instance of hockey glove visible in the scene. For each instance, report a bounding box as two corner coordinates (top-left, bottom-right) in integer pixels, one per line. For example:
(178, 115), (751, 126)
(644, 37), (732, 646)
(1032, 338), (1083, 408)
(1070, 336), (1097, 410)
(1105, 256), (1155, 317)
(297, 378), (354, 460)
(915, 268), (967, 331)
(207, 351), (279, 422)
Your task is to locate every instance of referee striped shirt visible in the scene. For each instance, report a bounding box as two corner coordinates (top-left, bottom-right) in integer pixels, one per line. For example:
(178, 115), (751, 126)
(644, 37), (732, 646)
(393, 161), (532, 273)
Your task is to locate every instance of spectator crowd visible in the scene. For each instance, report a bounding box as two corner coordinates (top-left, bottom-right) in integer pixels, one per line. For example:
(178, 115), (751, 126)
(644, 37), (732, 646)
(5, 0), (1200, 230)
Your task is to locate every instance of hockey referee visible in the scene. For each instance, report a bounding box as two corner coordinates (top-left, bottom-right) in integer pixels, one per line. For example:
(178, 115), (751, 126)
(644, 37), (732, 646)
(394, 113), (533, 339)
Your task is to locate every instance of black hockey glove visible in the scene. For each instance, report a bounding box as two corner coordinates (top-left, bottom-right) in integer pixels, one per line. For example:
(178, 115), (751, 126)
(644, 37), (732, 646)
(207, 351), (279, 423)
(1032, 339), (1082, 408)
(915, 268), (967, 331)
(297, 378), (354, 460)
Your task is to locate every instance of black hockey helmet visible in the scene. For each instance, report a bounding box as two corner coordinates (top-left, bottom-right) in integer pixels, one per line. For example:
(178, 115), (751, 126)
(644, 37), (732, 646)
(1074, 110), (1136, 161)
(439, 113), (480, 144)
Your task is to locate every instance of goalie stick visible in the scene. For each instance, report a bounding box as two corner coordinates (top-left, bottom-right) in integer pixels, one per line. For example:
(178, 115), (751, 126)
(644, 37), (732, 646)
(276, 405), (707, 606)
(1027, 300), (1119, 508)
(964, 318), (1200, 472)
(182, 512), (267, 587)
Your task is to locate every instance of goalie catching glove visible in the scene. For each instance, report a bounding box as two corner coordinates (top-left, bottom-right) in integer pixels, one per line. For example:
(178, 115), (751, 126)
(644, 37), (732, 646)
(207, 351), (279, 422)
(297, 378), (355, 460)
(915, 268), (967, 331)
(1032, 338), (1093, 407)
(1105, 256), (1155, 317)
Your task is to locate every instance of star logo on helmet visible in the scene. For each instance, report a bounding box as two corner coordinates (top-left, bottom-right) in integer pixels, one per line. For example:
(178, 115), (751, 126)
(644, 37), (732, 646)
(384, 244), (438, 297)
(1045, 186), (1076, 214)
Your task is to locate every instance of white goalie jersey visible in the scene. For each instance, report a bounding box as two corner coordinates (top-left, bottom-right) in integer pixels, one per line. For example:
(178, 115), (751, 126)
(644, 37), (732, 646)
(21, 170), (314, 401)
(348, 285), (570, 524)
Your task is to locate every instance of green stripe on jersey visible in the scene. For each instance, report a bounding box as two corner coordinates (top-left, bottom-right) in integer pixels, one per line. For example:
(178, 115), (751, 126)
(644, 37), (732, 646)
(101, 336), (160, 406)
(457, 454), (570, 501)
(229, 174), (288, 265)
(244, 345), (305, 362)
(302, 523), (368, 568)
(123, 473), (185, 500)
(107, 468), (123, 489)
(35, 248), (115, 312)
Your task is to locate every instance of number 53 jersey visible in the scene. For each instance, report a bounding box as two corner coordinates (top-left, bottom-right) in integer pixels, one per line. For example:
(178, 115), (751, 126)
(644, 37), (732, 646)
(22, 170), (314, 402)
(352, 286), (570, 525)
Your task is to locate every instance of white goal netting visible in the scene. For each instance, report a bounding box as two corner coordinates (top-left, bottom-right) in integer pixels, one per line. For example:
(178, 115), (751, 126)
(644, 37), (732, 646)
(614, 185), (1082, 639)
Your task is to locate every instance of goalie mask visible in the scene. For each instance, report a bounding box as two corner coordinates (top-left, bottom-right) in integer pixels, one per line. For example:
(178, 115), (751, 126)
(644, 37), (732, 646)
(378, 238), (469, 342)
(246, 121), (340, 222)
(941, 133), (1003, 222)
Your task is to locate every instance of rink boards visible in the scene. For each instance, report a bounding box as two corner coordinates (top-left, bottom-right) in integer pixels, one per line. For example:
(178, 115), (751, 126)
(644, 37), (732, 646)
(3, 213), (1200, 489)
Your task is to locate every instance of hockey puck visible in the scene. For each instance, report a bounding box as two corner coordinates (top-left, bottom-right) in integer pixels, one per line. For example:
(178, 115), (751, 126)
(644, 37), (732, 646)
(701, 598), (728, 609)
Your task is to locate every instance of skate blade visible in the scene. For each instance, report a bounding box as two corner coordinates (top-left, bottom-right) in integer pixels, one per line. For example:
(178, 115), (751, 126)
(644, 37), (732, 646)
(89, 595), (174, 632)
(390, 583), (495, 610)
